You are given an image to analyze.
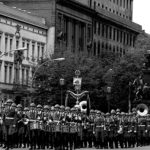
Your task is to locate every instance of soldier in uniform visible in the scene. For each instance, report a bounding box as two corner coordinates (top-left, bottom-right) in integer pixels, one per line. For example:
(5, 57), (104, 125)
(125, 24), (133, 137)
(116, 111), (124, 148)
(137, 115), (147, 147)
(52, 104), (62, 150)
(3, 99), (17, 150)
(28, 103), (37, 150)
(36, 104), (43, 149)
(81, 110), (89, 148)
(23, 107), (30, 148)
(94, 111), (105, 149)
(87, 109), (95, 148)
(16, 104), (25, 148)
(0, 104), (4, 147)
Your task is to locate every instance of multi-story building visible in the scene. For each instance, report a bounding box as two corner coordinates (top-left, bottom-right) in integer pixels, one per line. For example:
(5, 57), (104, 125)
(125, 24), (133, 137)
(0, 3), (47, 105)
(1, 0), (142, 57)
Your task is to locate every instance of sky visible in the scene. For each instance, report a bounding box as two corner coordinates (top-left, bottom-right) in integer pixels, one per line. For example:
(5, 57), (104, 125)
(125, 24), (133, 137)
(133, 0), (150, 33)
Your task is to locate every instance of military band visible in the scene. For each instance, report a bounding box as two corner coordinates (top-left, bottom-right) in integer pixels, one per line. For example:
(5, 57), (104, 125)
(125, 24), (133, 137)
(1, 99), (150, 150)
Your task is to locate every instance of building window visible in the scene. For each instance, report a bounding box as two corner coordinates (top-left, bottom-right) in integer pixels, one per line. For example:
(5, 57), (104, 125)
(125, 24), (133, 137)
(113, 28), (116, 41)
(32, 42), (35, 59)
(41, 44), (44, 58)
(16, 38), (19, 49)
(120, 31), (123, 43)
(113, 46), (115, 53)
(117, 30), (119, 42)
(9, 65), (12, 83)
(37, 44), (40, 60)
(109, 26), (112, 39)
(98, 41), (100, 56)
(27, 42), (29, 59)
(94, 21), (97, 34)
(94, 42), (96, 56)
(22, 40), (25, 47)
(98, 22), (101, 35)
(26, 69), (29, 85)
(22, 68), (24, 85)
(10, 37), (13, 50)
(102, 24), (105, 37)
(4, 65), (7, 83)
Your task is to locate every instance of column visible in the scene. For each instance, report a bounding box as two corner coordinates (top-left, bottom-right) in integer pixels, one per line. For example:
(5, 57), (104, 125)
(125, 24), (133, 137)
(7, 36), (10, 53)
(34, 42), (37, 61)
(12, 35), (16, 50)
(130, 0), (133, 20)
(29, 40), (32, 60)
(12, 63), (15, 84)
(75, 21), (79, 53)
(1, 33), (5, 53)
(111, 27), (114, 41)
(67, 18), (72, 51)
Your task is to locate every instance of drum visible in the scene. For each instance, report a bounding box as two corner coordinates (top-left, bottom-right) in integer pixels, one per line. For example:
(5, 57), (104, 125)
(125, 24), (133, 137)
(5, 117), (14, 125)
(0, 117), (3, 125)
(62, 125), (69, 133)
(30, 121), (38, 129)
(51, 124), (55, 132)
(70, 125), (77, 133)
(55, 125), (61, 132)
(39, 121), (43, 130)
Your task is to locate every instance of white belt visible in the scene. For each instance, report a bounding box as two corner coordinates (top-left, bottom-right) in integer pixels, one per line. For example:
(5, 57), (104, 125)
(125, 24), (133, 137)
(139, 125), (145, 127)
(5, 117), (14, 119)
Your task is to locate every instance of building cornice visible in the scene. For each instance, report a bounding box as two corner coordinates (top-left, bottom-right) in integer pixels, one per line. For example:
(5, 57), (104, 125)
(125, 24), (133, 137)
(0, 3), (48, 29)
(58, 0), (142, 33)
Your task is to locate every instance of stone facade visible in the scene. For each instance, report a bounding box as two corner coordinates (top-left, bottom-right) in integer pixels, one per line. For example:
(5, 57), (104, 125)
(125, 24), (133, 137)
(0, 3), (47, 104)
(0, 0), (142, 57)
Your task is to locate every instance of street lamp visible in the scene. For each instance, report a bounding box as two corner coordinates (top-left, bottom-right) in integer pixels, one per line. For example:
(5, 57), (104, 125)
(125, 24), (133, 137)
(60, 78), (65, 105)
(30, 57), (65, 88)
(0, 47), (27, 58)
(106, 86), (111, 112)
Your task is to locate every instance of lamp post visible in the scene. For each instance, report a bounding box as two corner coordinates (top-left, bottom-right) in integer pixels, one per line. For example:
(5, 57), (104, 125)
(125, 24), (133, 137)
(30, 57), (65, 88)
(0, 47), (27, 58)
(128, 81), (132, 113)
(60, 78), (65, 105)
(106, 86), (111, 112)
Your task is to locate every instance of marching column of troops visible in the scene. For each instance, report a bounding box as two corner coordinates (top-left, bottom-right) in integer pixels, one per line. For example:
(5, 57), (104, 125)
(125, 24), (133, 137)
(1, 99), (150, 150)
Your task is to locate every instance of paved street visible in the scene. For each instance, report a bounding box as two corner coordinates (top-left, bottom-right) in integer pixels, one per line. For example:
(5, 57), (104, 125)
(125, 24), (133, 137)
(1, 146), (150, 150)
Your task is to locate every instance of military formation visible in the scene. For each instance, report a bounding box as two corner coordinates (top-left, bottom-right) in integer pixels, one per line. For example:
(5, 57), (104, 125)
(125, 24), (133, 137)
(1, 99), (150, 150)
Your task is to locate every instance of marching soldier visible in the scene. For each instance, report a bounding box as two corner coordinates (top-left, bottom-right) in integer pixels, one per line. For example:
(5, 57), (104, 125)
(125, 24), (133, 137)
(23, 107), (30, 148)
(52, 104), (62, 150)
(3, 99), (17, 150)
(42, 105), (50, 149)
(116, 112), (124, 148)
(16, 104), (25, 148)
(94, 111), (105, 149)
(29, 103), (37, 150)
(36, 104), (43, 149)
(87, 109), (95, 148)
(137, 115), (147, 146)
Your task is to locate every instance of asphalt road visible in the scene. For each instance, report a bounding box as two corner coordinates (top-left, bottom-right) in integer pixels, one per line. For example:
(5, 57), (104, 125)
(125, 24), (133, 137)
(1, 146), (150, 150)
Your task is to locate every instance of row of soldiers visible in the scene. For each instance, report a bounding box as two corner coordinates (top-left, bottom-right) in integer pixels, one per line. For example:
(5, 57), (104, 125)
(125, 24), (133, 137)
(1, 99), (150, 150)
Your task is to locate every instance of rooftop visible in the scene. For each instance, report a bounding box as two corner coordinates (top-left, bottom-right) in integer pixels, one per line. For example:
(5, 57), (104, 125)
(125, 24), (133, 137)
(0, 2), (47, 29)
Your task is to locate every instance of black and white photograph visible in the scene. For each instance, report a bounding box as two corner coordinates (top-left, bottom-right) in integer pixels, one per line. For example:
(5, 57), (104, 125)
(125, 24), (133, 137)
(0, 0), (150, 150)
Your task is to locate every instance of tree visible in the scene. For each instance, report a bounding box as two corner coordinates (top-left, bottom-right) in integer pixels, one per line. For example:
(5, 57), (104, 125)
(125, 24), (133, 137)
(32, 51), (117, 110)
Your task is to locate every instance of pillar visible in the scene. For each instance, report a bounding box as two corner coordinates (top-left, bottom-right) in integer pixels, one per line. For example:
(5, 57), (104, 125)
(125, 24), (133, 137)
(130, 0), (133, 20)
(1, 33), (5, 53)
(75, 21), (79, 53)
(67, 18), (72, 51)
